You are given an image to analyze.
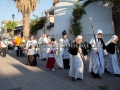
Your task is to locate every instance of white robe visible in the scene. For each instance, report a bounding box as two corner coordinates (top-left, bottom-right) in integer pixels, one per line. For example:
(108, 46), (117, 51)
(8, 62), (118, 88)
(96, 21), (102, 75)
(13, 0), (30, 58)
(38, 37), (48, 59)
(26, 40), (38, 55)
(55, 38), (70, 68)
(89, 38), (105, 75)
(69, 48), (84, 79)
(47, 44), (56, 58)
(106, 51), (120, 74)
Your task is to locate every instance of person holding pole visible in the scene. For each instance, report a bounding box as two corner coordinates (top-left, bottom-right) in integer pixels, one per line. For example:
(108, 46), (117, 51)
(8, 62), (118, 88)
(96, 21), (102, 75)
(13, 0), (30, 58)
(69, 35), (88, 81)
(89, 29), (107, 79)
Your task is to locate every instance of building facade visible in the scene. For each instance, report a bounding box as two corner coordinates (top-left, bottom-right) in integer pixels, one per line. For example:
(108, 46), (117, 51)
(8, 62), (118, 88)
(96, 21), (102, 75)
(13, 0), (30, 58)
(1, 20), (23, 38)
(37, 0), (113, 42)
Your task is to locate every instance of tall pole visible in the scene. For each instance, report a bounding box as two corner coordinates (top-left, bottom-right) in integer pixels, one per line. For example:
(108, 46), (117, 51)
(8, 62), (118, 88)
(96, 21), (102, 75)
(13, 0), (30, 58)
(43, 12), (45, 34)
(89, 17), (102, 69)
(12, 14), (15, 38)
(12, 14), (15, 22)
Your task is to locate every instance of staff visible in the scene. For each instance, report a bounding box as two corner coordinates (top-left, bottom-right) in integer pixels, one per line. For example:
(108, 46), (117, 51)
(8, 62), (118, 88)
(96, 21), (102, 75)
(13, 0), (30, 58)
(67, 20), (87, 72)
(89, 17), (102, 69)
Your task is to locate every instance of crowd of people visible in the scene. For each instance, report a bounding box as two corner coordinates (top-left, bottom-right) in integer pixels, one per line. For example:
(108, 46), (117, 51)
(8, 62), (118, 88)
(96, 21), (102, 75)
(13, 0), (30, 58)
(0, 29), (120, 81)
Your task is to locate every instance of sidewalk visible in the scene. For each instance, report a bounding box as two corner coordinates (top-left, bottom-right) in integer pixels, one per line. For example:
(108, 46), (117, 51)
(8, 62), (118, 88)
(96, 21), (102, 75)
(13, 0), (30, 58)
(0, 50), (120, 90)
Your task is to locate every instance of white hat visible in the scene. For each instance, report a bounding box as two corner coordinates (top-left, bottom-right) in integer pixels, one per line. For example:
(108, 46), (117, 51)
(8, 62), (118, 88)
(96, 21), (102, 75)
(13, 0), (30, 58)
(106, 35), (118, 46)
(97, 29), (102, 34)
(76, 35), (82, 41)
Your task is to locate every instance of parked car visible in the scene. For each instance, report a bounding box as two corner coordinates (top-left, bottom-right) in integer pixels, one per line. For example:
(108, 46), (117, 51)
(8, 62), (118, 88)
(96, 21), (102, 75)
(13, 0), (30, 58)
(8, 39), (15, 49)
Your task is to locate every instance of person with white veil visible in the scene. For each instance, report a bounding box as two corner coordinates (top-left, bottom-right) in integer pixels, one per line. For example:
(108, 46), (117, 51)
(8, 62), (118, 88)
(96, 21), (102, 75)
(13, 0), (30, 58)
(105, 35), (120, 77)
(69, 35), (88, 81)
(38, 34), (48, 61)
(89, 29), (107, 79)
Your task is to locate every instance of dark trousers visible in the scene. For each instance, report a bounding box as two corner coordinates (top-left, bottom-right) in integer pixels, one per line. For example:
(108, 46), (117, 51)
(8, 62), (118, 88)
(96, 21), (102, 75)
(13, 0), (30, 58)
(16, 46), (22, 57)
(2, 47), (7, 57)
(63, 59), (70, 69)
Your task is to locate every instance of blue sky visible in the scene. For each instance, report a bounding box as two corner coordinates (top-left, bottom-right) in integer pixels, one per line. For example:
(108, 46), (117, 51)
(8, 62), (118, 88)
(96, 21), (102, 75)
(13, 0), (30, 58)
(0, 0), (54, 26)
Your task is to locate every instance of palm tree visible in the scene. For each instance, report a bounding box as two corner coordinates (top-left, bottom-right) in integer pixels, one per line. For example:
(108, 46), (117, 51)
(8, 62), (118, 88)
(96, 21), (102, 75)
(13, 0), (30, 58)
(9, 0), (40, 40)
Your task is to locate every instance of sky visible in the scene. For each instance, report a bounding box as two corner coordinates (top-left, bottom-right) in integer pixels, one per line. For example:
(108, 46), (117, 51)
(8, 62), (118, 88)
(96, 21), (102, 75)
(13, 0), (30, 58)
(0, 0), (54, 26)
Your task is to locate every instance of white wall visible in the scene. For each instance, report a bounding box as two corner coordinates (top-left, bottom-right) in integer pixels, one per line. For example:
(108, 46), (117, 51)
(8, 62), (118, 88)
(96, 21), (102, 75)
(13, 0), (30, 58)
(81, 1), (113, 42)
(53, 2), (74, 41)
(37, 27), (44, 40)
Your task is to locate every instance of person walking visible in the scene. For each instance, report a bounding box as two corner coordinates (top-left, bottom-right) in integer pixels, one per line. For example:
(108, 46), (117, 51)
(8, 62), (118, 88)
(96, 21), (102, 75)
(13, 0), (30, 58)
(105, 35), (120, 77)
(46, 38), (56, 72)
(14, 35), (22, 57)
(0, 37), (8, 57)
(25, 35), (37, 66)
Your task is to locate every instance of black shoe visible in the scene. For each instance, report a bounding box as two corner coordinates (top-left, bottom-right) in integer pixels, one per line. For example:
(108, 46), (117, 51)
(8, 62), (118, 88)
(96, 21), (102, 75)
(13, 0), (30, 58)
(44, 58), (47, 61)
(91, 71), (97, 79)
(96, 74), (102, 79)
(114, 74), (120, 77)
(92, 74), (97, 79)
(41, 59), (44, 61)
(72, 77), (75, 81)
(105, 68), (110, 73)
(77, 78), (82, 80)
(91, 71), (94, 75)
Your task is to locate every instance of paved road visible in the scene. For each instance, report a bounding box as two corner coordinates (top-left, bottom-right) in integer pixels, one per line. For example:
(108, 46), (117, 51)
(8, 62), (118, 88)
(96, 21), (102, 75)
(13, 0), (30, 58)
(0, 50), (120, 90)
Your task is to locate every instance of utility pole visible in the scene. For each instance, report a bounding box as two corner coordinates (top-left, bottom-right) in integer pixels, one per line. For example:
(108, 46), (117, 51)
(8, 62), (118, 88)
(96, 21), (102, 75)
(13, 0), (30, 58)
(12, 14), (15, 38)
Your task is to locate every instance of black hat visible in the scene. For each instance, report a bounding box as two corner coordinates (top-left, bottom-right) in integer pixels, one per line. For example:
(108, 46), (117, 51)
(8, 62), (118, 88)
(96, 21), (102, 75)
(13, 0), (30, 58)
(51, 38), (55, 41)
(62, 30), (67, 36)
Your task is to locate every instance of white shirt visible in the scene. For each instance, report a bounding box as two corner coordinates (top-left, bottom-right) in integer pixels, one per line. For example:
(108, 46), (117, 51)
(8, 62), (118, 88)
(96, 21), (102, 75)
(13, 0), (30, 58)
(1, 41), (7, 48)
(26, 40), (37, 49)
(26, 40), (38, 54)
(47, 44), (56, 58)
(39, 37), (48, 44)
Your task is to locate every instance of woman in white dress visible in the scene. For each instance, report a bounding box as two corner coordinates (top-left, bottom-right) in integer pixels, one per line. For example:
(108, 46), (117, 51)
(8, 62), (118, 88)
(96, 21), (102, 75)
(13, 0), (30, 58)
(69, 35), (88, 81)
(89, 30), (107, 79)
(105, 35), (120, 77)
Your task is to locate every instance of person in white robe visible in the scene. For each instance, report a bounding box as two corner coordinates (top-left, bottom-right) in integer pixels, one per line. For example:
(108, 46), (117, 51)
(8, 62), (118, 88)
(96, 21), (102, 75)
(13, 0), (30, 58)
(55, 30), (70, 69)
(47, 35), (51, 43)
(46, 38), (56, 72)
(105, 35), (120, 77)
(69, 35), (88, 81)
(38, 34), (48, 60)
(89, 29), (107, 79)
(25, 35), (38, 66)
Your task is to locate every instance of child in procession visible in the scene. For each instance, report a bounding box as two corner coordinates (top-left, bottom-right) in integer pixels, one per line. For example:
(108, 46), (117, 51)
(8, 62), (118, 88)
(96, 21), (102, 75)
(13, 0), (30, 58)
(46, 38), (56, 72)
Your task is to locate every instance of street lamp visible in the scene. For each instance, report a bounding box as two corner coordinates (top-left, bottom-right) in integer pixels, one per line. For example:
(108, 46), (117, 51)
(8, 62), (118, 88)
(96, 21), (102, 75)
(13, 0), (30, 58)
(12, 14), (15, 38)
(12, 14), (15, 22)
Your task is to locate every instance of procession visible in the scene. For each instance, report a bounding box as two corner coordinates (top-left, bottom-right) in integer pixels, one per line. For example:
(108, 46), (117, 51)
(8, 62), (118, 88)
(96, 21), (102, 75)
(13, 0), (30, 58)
(1, 29), (120, 81)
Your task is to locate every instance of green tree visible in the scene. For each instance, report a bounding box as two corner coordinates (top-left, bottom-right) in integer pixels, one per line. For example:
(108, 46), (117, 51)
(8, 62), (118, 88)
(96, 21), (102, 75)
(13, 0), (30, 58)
(30, 17), (47, 34)
(6, 21), (17, 30)
(70, 4), (86, 37)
